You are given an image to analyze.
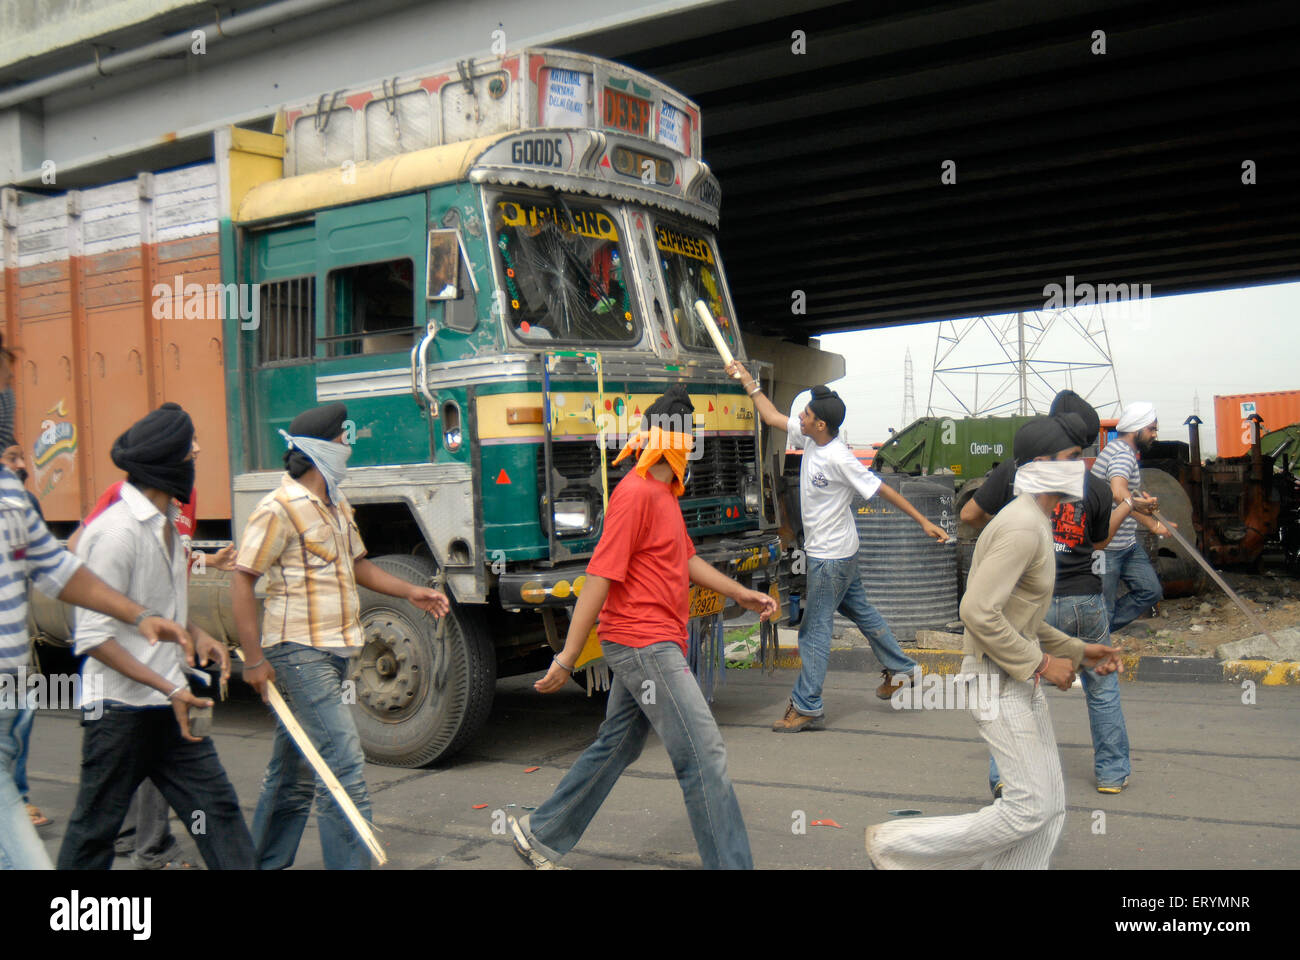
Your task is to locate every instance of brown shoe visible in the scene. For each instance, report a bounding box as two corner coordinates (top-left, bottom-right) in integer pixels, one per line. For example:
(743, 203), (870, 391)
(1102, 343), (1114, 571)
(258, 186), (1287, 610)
(876, 670), (912, 700)
(771, 701), (824, 732)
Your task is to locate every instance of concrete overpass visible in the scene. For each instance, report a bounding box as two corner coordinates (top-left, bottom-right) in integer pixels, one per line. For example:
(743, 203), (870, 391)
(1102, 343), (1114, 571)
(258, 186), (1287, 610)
(4, 0), (1298, 336)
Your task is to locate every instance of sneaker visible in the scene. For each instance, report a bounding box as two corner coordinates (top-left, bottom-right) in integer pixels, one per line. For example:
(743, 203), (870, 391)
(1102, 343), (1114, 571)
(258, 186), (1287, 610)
(876, 670), (912, 700)
(507, 815), (569, 870)
(771, 700), (825, 732)
(1097, 778), (1130, 795)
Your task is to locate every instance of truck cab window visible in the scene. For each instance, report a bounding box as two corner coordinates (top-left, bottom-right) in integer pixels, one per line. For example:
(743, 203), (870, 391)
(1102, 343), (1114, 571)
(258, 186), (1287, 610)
(257, 276), (316, 364)
(493, 197), (639, 345)
(327, 259), (417, 356)
(654, 221), (736, 355)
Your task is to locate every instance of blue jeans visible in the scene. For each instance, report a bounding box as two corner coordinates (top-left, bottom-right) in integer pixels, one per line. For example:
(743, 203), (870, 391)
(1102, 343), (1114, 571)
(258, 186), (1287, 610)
(11, 707), (32, 801)
(791, 556), (916, 716)
(522, 640), (752, 869)
(252, 643), (373, 870)
(989, 593), (1131, 791)
(0, 704), (52, 869)
(1101, 541), (1163, 632)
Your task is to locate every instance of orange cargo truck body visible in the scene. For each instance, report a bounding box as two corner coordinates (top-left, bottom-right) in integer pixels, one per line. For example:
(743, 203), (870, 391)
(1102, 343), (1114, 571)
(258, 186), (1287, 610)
(0, 167), (231, 525)
(1213, 390), (1300, 458)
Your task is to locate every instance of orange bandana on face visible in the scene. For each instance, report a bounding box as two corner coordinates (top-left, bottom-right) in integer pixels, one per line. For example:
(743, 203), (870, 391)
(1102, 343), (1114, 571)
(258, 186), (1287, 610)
(613, 426), (693, 496)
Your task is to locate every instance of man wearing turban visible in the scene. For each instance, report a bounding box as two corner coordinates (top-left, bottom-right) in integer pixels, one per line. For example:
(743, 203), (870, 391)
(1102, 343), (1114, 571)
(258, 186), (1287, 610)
(508, 386), (778, 870)
(58, 403), (254, 869)
(727, 361), (949, 731)
(231, 402), (450, 869)
(865, 417), (1123, 870)
(1091, 402), (1169, 633)
(962, 391), (1154, 796)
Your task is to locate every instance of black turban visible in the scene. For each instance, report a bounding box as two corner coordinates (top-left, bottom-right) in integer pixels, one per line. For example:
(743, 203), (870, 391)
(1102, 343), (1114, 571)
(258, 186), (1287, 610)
(807, 385), (846, 434)
(1014, 414), (1088, 465)
(111, 402), (195, 502)
(284, 402), (349, 477)
(1050, 390), (1100, 443)
(642, 385), (694, 431)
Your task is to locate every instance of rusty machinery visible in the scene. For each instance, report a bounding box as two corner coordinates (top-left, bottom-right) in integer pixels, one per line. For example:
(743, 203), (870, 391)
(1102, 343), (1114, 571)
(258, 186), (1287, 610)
(1140, 414), (1300, 578)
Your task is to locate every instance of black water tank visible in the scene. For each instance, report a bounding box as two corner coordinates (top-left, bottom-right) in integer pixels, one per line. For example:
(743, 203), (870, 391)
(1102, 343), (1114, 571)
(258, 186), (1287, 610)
(850, 475), (959, 642)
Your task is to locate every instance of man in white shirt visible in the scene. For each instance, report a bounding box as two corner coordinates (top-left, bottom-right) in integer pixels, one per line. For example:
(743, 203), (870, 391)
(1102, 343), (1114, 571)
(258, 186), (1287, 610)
(57, 404), (254, 869)
(728, 363), (949, 731)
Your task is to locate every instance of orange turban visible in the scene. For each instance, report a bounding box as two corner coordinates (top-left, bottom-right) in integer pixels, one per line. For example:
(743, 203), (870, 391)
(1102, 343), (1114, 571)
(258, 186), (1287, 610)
(613, 426), (693, 497)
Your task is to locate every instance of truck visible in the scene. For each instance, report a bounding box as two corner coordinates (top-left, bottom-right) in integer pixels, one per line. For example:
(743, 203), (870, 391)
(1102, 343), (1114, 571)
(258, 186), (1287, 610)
(3, 49), (843, 766)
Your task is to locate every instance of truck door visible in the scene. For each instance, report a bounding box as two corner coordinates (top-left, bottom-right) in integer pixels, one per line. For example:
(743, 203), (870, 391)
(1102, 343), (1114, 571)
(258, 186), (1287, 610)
(244, 194), (430, 468)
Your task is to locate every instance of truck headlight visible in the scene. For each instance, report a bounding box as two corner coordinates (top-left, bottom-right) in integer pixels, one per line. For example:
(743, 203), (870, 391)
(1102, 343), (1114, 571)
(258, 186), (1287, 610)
(744, 474), (760, 514)
(543, 494), (595, 537)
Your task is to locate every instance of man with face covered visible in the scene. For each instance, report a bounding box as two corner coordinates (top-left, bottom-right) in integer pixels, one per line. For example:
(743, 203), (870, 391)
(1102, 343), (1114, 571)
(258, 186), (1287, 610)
(961, 392), (1152, 795)
(58, 403), (253, 869)
(1092, 402), (1169, 633)
(507, 386), (777, 869)
(865, 419), (1124, 869)
(232, 403), (450, 869)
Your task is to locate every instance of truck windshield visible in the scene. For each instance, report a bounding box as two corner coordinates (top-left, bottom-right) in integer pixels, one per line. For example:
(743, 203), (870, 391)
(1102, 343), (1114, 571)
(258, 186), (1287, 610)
(652, 219), (738, 356)
(492, 196), (639, 344)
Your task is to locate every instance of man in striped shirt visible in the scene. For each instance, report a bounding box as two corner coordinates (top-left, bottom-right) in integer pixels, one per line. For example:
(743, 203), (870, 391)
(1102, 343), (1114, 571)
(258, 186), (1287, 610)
(0, 342), (191, 870)
(1091, 402), (1170, 632)
(233, 403), (449, 869)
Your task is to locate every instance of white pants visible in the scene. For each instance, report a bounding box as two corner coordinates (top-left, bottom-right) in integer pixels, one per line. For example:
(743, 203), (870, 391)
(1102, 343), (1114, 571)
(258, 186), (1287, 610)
(871, 656), (1067, 869)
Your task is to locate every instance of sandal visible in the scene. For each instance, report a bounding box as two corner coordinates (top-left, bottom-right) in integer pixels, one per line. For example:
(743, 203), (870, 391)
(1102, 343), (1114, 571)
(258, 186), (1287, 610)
(26, 804), (52, 828)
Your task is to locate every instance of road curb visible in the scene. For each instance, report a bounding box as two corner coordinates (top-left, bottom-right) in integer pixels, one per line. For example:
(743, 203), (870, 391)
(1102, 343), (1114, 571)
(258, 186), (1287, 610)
(766, 646), (1300, 685)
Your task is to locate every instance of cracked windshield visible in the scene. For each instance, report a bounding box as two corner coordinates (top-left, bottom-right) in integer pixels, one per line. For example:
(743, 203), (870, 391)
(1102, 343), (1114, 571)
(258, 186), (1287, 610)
(493, 197), (639, 344)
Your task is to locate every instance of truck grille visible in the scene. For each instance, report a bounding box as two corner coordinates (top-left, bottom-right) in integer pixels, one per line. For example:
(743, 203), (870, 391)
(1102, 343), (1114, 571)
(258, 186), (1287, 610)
(536, 434), (756, 507)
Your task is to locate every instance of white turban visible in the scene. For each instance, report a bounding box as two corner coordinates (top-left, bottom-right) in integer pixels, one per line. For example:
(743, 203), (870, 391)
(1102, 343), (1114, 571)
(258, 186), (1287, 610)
(1117, 402), (1157, 434)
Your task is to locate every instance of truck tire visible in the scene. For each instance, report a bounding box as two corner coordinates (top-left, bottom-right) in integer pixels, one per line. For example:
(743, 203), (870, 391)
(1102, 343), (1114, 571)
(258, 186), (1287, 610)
(351, 554), (495, 767)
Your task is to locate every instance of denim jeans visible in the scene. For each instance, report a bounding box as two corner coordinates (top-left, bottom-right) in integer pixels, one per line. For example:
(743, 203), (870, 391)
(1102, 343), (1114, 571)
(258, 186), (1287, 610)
(1101, 541), (1163, 632)
(57, 705), (254, 870)
(989, 593), (1131, 791)
(11, 706), (32, 801)
(252, 642), (373, 870)
(116, 780), (183, 869)
(791, 556), (917, 716)
(0, 704), (52, 869)
(522, 639), (752, 869)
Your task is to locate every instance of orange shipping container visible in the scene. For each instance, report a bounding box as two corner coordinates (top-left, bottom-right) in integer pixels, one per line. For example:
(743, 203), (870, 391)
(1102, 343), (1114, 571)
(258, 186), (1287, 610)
(1213, 390), (1300, 458)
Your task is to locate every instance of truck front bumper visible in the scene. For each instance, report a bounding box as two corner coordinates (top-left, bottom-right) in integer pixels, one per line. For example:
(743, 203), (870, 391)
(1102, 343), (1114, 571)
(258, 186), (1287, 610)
(498, 532), (786, 618)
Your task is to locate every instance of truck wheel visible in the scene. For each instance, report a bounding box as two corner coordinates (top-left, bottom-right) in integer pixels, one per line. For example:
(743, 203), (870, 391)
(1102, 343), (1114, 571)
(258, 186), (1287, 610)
(351, 554), (495, 767)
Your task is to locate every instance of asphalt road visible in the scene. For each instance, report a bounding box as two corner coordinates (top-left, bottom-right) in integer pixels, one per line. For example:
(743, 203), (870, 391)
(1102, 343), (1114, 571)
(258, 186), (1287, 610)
(21, 666), (1300, 870)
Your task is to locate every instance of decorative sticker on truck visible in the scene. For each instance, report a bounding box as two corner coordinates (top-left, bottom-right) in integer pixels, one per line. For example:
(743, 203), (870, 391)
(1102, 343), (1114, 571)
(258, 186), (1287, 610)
(33, 399), (77, 499)
(655, 224), (714, 264)
(496, 201), (618, 241)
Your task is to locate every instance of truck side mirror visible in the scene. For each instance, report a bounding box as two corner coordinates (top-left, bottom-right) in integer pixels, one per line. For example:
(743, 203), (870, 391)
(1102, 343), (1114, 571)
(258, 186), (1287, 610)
(426, 230), (462, 301)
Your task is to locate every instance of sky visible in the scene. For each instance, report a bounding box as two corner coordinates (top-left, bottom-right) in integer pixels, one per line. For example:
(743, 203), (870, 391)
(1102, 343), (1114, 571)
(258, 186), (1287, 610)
(817, 280), (1300, 457)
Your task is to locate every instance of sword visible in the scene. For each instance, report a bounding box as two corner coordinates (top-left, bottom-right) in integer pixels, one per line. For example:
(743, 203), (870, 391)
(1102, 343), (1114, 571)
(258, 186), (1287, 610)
(1146, 500), (1280, 648)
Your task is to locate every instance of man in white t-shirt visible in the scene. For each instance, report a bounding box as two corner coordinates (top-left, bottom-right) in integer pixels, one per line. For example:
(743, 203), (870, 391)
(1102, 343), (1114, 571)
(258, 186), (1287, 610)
(728, 362), (949, 731)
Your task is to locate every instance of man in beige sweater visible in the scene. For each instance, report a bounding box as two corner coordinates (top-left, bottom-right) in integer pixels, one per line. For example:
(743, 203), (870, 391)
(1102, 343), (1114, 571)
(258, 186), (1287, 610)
(865, 416), (1123, 869)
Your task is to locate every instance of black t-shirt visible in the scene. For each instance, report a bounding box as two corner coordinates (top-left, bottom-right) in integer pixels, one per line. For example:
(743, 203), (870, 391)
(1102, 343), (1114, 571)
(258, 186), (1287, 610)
(972, 459), (1113, 596)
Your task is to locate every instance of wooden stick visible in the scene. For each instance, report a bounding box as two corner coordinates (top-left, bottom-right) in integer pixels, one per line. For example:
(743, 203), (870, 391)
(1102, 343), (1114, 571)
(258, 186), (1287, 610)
(238, 650), (387, 864)
(693, 300), (735, 367)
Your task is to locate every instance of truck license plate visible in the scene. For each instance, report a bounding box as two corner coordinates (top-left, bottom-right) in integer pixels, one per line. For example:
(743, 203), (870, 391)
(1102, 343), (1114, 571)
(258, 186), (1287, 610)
(689, 586), (725, 618)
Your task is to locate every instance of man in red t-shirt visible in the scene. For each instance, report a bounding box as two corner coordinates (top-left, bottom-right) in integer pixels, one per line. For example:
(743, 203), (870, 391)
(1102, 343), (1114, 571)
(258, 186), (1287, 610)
(507, 386), (777, 870)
